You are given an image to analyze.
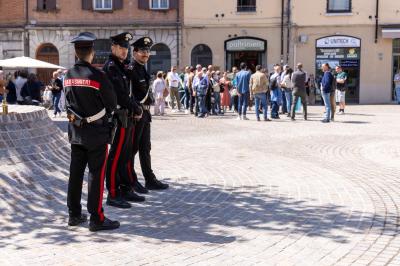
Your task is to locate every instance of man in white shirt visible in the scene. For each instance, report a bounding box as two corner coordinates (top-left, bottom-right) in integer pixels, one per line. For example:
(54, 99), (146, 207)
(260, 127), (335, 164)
(166, 66), (182, 112)
(14, 70), (28, 104)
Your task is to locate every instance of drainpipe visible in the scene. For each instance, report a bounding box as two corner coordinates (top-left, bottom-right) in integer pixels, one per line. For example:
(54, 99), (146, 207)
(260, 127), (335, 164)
(24, 0), (30, 56)
(375, 0), (379, 43)
(176, 0), (180, 68)
(280, 0), (284, 64)
(286, 0), (291, 63)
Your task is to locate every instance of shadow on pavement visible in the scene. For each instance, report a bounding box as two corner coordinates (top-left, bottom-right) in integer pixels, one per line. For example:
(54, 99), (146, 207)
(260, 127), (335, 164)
(0, 169), (392, 249)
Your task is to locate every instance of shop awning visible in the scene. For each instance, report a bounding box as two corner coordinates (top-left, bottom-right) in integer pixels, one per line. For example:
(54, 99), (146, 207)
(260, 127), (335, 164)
(382, 28), (400, 39)
(0, 56), (65, 69)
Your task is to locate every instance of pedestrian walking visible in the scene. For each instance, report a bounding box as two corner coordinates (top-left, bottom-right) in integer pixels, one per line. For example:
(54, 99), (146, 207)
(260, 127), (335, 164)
(290, 63), (307, 121)
(50, 71), (63, 117)
(153, 71), (167, 115)
(321, 63), (334, 123)
(234, 62), (251, 120)
(281, 67), (293, 117)
(166, 66), (182, 112)
(250, 65), (270, 121)
(334, 65), (348, 114)
(64, 32), (119, 232)
(395, 70), (400, 104)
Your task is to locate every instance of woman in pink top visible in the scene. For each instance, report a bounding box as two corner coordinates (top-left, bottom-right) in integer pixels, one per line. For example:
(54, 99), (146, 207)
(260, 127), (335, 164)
(219, 71), (231, 114)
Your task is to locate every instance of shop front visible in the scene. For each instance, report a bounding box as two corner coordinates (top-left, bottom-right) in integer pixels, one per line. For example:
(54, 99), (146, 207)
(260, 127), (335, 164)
(225, 37), (267, 72)
(315, 35), (361, 103)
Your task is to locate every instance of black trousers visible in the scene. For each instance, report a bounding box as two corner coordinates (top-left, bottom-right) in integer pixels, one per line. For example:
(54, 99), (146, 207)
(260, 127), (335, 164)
(106, 125), (134, 198)
(291, 93), (308, 119)
(130, 112), (156, 183)
(67, 143), (108, 222)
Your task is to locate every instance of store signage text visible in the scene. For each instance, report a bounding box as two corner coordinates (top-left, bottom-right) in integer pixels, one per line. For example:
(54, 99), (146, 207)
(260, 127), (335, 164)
(226, 38), (265, 51)
(316, 36), (361, 48)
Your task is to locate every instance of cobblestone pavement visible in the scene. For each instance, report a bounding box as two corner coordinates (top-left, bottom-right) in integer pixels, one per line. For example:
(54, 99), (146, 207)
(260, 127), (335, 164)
(1, 105), (400, 265)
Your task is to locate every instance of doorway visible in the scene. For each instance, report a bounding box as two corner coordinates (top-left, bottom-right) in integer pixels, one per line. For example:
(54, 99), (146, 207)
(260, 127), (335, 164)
(148, 43), (171, 76)
(227, 51), (262, 73)
(36, 43), (59, 85)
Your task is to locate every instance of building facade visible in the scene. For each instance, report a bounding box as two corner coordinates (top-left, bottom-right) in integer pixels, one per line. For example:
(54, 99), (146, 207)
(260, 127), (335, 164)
(0, 0), (182, 83)
(183, 0), (400, 104)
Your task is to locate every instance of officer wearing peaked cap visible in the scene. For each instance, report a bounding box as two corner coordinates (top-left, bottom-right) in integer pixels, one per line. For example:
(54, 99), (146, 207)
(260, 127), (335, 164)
(126, 37), (169, 192)
(64, 32), (120, 232)
(103, 32), (145, 209)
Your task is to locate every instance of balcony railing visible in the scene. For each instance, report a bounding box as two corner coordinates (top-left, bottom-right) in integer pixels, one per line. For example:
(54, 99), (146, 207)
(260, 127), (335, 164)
(237, 5), (256, 12)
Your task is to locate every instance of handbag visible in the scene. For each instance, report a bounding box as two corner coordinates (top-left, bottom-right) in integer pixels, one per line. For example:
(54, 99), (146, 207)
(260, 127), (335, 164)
(230, 88), (238, 97)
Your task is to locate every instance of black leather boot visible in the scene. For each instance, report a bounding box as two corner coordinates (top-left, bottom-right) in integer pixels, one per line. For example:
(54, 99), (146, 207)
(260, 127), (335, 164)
(89, 217), (120, 232)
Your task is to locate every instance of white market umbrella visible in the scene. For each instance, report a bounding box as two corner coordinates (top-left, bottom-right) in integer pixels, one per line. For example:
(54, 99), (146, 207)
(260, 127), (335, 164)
(0, 56), (65, 69)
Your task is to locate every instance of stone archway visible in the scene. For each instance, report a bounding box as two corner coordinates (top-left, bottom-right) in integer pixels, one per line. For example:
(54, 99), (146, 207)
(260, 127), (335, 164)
(148, 43), (171, 76)
(36, 43), (59, 85)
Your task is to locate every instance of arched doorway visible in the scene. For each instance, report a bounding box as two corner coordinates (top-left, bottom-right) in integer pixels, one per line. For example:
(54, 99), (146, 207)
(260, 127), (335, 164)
(191, 44), (212, 67)
(148, 43), (171, 76)
(36, 43), (59, 85)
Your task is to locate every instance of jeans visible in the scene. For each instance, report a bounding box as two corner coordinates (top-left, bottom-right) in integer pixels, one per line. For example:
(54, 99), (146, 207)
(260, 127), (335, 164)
(53, 92), (61, 115)
(238, 91), (249, 116)
(281, 89), (287, 113)
(184, 86), (190, 109)
(396, 87), (400, 104)
(321, 92), (331, 121)
(284, 91), (292, 115)
(198, 95), (207, 116)
(254, 93), (268, 119)
(271, 101), (279, 118)
(213, 92), (221, 114)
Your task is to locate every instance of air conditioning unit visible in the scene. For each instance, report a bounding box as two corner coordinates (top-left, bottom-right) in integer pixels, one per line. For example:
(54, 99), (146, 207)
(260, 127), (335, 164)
(298, 34), (308, 44)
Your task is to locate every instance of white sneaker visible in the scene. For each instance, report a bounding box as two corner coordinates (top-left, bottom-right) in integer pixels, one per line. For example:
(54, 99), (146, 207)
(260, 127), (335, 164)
(242, 116), (249, 120)
(172, 109), (177, 113)
(236, 116), (242, 120)
(184, 110), (189, 114)
(53, 114), (57, 118)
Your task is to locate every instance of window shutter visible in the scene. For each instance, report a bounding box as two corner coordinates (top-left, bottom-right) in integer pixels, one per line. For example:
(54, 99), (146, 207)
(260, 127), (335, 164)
(47, 0), (57, 10)
(82, 0), (93, 10)
(138, 0), (149, 9)
(37, 0), (44, 10)
(169, 0), (178, 9)
(114, 0), (123, 10)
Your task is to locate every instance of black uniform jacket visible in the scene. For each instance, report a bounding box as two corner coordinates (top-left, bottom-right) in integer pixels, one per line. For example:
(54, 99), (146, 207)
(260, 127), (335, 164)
(103, 55), (142, 116)
(64, 60), (117, 146)
(127, 60), (153, 122)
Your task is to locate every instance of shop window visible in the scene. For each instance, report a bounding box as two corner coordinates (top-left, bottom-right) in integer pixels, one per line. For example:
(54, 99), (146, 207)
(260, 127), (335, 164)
(150, 0), (169, 9)
(37, 0), (57, 11)
(191, 44), (212, 67)
(327, 0), (351, 13)
(237, 0), (256, 12)
(93, 0), (112, 10)
(394, 39), (400, 54)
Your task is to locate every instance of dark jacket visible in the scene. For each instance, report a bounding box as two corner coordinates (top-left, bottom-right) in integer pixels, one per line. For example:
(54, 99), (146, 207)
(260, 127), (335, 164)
(127, 60), (154, 122)
(291, 70), (306, 96)
(51, 78), (63, 94)
(321, 71), (334, 93)
(6, 81), (17, 103)
(21, 81), (42, 102)
(103, 55), (142, 116)
(64, 60), (117, 146)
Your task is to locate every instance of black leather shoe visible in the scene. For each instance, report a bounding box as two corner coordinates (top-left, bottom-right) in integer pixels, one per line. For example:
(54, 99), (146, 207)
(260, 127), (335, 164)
(122, 189), (145, 202)
(133, 180), (148, 194)
(145, 179), (169, 190)
(89, 217), (120, 232)
(106, 195), (131, 209)
(68, 213), (87, 226)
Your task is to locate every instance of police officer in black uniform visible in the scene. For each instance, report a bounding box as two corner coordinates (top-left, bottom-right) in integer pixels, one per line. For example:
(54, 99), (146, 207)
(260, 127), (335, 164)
(65, 32), (119, 232)
(104, 32), (145, 209)
(127, 37), (169, 192)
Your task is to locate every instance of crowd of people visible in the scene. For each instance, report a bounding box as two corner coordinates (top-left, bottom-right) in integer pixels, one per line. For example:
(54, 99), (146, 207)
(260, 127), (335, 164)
(0, 67), (69, 117)
(154, 62), (349, 123)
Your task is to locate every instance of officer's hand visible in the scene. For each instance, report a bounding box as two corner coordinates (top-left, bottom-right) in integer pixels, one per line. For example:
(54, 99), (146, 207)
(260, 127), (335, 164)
(134, 113), (142, 121)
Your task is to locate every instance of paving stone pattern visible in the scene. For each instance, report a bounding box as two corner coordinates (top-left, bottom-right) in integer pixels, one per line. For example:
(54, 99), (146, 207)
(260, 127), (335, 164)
(0, 105), (400, 265)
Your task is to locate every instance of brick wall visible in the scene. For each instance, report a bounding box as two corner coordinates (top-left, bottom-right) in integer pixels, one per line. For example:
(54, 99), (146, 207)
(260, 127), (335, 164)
(0, 0), (25, 26)
(28, 0), (181, 26)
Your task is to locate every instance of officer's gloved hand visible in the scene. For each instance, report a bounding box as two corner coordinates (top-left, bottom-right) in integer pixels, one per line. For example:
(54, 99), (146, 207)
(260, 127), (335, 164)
(133, 106), (143, 121)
